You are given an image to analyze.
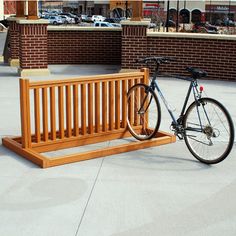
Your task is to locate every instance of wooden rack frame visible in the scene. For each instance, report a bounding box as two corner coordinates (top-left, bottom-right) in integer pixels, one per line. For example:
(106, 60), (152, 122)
(2, 69), (175, 168)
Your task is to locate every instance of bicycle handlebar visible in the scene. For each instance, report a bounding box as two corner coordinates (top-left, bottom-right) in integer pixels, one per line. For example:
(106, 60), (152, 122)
(136, 56), (176, 64)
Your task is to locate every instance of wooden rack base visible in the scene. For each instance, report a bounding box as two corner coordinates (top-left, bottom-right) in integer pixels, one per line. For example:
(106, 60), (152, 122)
(2, 131), (176, 168)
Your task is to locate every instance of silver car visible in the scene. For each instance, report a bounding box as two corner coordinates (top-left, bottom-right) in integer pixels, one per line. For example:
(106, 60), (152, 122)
(48, 16), (63, 25)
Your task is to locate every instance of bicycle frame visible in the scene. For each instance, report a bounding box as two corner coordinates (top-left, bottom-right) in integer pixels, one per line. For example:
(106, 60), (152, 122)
(150, 76), (201, 128)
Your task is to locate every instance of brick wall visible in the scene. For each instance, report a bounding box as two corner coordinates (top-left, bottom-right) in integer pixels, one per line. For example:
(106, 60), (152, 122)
(7, 19), (236, 81)
(47, 29), (122, 65)
(147, 35), (236, 81)
(19, 24), (48, 69)
(9, 20), (19, 60)
(121, 25), (148, 68)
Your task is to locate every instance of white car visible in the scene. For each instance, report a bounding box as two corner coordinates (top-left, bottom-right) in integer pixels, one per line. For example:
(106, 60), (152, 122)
(94, 22), (115, 27)
(92, 15), (105, 22)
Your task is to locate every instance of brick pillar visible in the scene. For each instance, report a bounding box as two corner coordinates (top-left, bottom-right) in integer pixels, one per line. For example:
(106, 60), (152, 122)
(17, 19), (50, 77)
(121, 20), (149, 71)
(7, 18), (21, 66)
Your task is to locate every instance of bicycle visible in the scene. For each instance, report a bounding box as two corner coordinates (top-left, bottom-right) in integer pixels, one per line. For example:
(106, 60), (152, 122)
(127, 56), (235, 164)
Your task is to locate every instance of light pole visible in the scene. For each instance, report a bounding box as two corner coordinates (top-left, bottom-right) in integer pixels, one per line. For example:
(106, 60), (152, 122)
(166, 0), (170, 32)
(209, 0), (212, 24)
(183, 0), (186, 30)
(228, 0), (231, 21)
(176, 0), (179, 32)
(125, 1), (128, 18)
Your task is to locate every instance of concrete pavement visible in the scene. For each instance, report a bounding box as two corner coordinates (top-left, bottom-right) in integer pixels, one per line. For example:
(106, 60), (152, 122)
(0, 61), (235, 236)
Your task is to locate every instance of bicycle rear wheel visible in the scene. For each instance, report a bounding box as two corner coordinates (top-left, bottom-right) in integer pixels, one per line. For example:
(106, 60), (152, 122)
(127, 84), (161, 140)
(183, 97), (234, 164)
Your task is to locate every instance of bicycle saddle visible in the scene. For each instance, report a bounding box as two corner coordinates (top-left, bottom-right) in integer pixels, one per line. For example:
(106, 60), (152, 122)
(186, 67), (208, 79)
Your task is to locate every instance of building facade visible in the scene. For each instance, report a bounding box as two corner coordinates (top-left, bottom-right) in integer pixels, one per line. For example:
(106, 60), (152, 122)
(0, 0), (235, 23)
(165, 0), (235, 24)
(205, 0), (236, 24)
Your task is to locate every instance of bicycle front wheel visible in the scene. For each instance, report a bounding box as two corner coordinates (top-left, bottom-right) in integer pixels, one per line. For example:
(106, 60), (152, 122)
(183, 97), (234, 164)
(127, 84), (161, 140)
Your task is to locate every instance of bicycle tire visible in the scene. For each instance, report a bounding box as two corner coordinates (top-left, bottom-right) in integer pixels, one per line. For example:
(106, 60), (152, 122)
(127, 83), (161, 140)
(183, 97), (234, 164)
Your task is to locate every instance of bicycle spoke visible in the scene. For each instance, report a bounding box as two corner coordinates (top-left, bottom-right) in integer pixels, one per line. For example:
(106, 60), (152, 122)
(127, 84), (161, 140)
(184, 98), (234, 164)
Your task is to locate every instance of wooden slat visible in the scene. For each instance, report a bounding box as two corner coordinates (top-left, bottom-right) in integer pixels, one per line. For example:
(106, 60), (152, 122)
(34, 88), (41, 143)
(141, 68), (150, 128)
(26, 80), (32, 148)
(115, 80), (121, 129)
(134, 83), (139, 126)
(128, 80), (134, 126)
(50, 87), (56, 141)
(66, 85), (72, 137)
(109, 81), (114, 131)
(140, 82), (147, 129)
(73, 84), (79, 137)
(121, 80), (127, 128)
(141, 68), (149, 84)
(42, 88), (48, 142)
(19, 79), (31, 148)
(88, 83), (94, 134)
(58, 86), (64, 139)
(95, 82), (100, 133)
(29, 72), (144, 88)
(81, 84), (87, 135)
(102, 82), (107, 132)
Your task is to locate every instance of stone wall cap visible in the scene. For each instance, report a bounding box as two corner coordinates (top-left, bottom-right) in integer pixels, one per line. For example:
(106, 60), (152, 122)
(17, 19), (49, 24)
(121, 20), (150, 26)
(7, 16), (26, 21)
(147, 32), (236, 41)
(47, 25), (122, 31)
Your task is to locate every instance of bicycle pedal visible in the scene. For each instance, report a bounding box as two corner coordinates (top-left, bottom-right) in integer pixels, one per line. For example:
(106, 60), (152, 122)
(175, 132), (184, 140)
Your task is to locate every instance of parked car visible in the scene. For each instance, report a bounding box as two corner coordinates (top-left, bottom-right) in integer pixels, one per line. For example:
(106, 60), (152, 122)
(223, 19), (236, 26)
(59, 15), (75, 24)
(92, 15), (105, 22)
(60, 13), (78, 23)
(111, 23), (121, 27)
(94, 22), (115, 27)
(215, 19), (236, 26)
(48, 16), (63, 25)
(104, 18), (121, 23)
(80, 14), (88, 22)
(192, 22), (218, 34)
(79, 14), (93, 23)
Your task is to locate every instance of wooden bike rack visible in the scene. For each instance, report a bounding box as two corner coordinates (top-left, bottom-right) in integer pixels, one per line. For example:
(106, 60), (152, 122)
(2, 69), (176, 168)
